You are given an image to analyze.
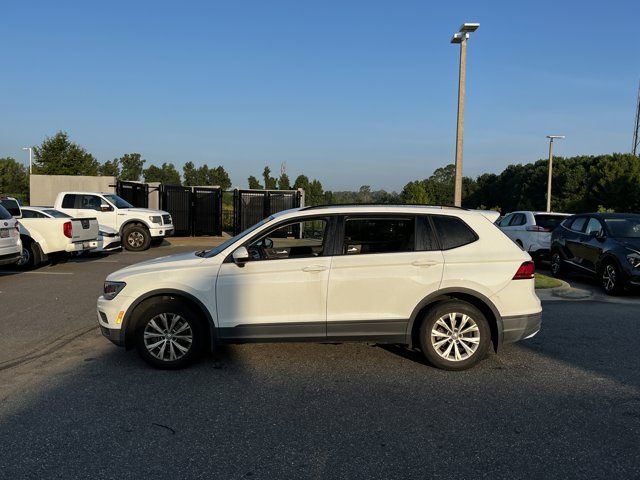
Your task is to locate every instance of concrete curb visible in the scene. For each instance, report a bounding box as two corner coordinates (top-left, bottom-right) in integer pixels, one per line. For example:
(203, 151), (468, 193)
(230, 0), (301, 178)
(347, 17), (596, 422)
(536, 279), (594, 301)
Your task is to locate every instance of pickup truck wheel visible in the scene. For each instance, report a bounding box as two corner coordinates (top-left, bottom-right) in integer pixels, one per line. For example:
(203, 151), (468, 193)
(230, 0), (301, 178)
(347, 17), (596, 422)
(419, 300), (490, 371)
(16, 241), (37, 269)
(123, 225), (151, 251)
(135, 299), (205, 369)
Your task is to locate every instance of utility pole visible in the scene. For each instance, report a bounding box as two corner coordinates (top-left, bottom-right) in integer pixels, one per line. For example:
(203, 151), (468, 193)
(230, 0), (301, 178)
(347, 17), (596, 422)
(22, 147), (33, 174)
(633, 80), (640, 156)
(546, 135), (565, 212)
(450, 23), (479, 207)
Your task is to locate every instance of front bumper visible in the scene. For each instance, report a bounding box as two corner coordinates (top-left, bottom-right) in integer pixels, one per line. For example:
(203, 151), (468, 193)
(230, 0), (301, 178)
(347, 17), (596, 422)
(97, 294), (133, 347)
(100, 324), (125, 346)
(502, 312), (542, 344)
(149, 225), (174, 238)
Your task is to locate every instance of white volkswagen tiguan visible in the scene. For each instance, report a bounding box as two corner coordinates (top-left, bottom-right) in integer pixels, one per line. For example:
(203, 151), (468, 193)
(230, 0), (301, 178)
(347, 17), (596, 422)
(97, 205), (542, 370)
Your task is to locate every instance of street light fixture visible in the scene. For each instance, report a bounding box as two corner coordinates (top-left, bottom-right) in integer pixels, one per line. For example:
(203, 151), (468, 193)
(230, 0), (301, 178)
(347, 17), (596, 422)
(545, 135), (565, 212)
(450, 22), (480, 207)
(22, 147), (33, 174)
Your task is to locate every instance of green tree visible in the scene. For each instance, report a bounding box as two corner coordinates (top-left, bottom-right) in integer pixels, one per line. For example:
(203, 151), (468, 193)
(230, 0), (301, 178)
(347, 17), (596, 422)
(183, 161), (200, 186)
(208, 165), (232, 189)
(263, 166), (277, 190)
(143, 162), (181, 184)
(183, 163), (232, 189)
(98, 158), (120, 177)
(118, 153), (146, 181)
(278, 172), (291, 190)
(33, 131), (99, 175)
(293, 174), (310, 192)
(248, 175), (263, 189)
(0, 157), (29, 202)
(401, 181), (429, 204)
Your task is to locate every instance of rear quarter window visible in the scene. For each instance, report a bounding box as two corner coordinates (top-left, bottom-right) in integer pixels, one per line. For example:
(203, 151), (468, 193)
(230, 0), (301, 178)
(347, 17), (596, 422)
(534, 215), (566, 230)
(0, 204), (12, 220)
(432, 216), (478, 250)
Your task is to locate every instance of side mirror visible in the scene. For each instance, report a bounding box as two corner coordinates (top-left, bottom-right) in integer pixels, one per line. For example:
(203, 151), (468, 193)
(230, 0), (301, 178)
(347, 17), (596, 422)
(100, 204), (112, 212)
(595, 230), (606, 240)
(232, 246), (250, 266)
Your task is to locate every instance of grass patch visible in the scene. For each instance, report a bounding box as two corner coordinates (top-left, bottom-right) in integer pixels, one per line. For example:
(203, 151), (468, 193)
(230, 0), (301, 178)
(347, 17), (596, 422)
(535, 273), (563, 289)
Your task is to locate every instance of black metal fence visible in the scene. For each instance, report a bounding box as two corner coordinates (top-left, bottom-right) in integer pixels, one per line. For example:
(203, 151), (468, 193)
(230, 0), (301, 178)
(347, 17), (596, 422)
(116, 181), (149, 208)
(160, 185), (222, 236)
(233, 189), (302, 235)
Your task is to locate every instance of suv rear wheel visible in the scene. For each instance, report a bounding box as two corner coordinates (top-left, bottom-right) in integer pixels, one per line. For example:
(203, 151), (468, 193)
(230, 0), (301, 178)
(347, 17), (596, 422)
(419, 300), (491, 370)
(135, 299), (205, 369)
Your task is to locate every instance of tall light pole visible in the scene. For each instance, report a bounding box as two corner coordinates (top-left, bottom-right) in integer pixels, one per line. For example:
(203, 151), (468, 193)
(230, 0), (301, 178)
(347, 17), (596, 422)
(450, 22), (479, 207)
(22, 147), (33, 174)
(545, 135), (564, 212)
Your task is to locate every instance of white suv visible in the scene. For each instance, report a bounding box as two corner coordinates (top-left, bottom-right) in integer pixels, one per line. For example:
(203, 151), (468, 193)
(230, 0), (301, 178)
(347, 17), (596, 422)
(97, 205), (542, 370)
(0, 204), (22, 266)
(498, 211), (570, 261)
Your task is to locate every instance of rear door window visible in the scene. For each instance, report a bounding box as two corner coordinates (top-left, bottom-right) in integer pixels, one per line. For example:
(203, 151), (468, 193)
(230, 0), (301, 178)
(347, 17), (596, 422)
(343, 217), (415, 255)
(498, 214), (513, 227)
(569, 217), (587, 233)
(534, 214), (566, 230)
(21, 210), (45, 218)
(432, 216), (478, 250)
(509, 213), (526, 226)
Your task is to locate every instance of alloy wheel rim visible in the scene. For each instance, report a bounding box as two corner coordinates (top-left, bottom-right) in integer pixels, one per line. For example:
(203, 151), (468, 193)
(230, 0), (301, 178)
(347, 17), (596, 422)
(602, 265), (616, 291)
(128, 231), (144, 248)
(431, 312), (480, 362)
(16, 247), (29, 266)
(144, 313), (193, 362)
(551, 254), (560, 273)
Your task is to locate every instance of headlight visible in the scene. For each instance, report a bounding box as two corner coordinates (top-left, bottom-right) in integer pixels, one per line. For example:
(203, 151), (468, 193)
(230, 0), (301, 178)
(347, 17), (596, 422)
(103, 281), (126, 300)
(627, 253), (640, 269)
(149, 215), (162, 224)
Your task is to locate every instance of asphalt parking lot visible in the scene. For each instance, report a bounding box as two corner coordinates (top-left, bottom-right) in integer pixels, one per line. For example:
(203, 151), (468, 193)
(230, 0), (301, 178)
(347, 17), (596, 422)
(1, 240), (639, 479)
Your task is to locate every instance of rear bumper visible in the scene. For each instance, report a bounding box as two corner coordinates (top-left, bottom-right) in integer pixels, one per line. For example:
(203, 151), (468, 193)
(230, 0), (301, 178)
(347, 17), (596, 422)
(0, 251), (21, 266)
(502, 312), (542, 344)
(65, 240), (98, 253)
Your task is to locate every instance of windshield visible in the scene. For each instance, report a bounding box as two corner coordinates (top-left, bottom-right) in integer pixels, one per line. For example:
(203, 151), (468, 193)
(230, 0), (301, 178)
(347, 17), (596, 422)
(0, 204), (12, 220)
(604, 218), (640, 238)
(203, 218), (271, 258)
(534, 214), (567, 230)
(43, 209), (71, 218)
(103, 194), (133, 209)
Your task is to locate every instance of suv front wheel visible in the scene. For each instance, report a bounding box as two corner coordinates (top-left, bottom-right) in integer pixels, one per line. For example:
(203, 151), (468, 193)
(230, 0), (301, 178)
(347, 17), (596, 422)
(135, 299), (205, 369)
(419, 300), (491, 370)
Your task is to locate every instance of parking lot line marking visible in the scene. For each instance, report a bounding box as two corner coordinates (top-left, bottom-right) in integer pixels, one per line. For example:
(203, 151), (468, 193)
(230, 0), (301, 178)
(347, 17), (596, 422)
(0, 271), (73, 275)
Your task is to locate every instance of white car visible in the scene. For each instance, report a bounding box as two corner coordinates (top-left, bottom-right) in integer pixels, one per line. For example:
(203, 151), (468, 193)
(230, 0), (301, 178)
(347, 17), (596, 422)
(98, 205), (542, 371)
(1, 197), (99, 268)
(54, 192), (173, 252)
(22, 207), (122, 253)
(0, 203), (22, 266)
(497, 211), (571, 260)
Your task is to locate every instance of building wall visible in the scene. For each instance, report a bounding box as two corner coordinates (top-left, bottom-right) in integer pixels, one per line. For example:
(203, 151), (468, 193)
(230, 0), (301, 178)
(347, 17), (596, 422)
(29, 174), (116, 206)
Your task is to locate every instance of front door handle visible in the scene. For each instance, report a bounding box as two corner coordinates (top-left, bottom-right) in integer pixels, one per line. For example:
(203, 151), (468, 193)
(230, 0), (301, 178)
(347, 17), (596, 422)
(302, 265), (328, 273)
(412, 260), (439, 267)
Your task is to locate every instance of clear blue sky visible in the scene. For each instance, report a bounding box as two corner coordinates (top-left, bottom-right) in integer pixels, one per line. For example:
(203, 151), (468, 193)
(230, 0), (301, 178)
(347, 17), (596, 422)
(1, 0), (639, 191)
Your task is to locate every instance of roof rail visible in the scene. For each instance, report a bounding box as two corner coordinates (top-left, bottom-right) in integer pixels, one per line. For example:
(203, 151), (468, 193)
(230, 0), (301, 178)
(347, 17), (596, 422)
(300, 203), (467, 211)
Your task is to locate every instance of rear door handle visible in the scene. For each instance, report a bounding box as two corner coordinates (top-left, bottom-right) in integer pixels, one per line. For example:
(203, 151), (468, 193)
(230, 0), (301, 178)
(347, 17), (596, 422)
(302, 265), (328, 272)
(412, 260), (439, 267)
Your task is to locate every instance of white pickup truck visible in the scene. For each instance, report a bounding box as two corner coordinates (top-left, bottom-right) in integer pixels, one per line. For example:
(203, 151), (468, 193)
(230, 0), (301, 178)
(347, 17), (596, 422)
(0, 196), (99, 268)
(54, 192), (174, 251)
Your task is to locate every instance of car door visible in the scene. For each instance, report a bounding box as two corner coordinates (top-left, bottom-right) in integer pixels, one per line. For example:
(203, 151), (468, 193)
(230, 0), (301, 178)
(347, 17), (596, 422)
(215, 216), (333, 341)
(565, 216), (590, 269)
(582, 217), (606, 271)
(326, 214), (444, 342)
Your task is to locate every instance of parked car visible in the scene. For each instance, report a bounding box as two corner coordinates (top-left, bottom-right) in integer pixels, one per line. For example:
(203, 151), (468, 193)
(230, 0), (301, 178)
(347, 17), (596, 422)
(0, 197), (99, 268)
(97, 205), (542, 370)
(54, 192), (173, 251)
(550, 213), (640, 295)
(0, 203), (22, 266)
(22, 206), (122, 254)
(498, 211), (570, 260)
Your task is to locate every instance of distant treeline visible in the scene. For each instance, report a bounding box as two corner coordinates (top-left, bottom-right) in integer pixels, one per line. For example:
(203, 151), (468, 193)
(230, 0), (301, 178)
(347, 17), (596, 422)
(1, 130), (638, 213)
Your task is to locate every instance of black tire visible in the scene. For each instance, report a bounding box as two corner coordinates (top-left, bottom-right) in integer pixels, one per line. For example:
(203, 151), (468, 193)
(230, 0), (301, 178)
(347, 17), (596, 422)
(419, 300), (491, 371)
(123, 225), (151, 251)
(15, 240), (38, 270)
(550, 251), (564, 277)
(601, 259), (624, 296)
(135, 298), (206, 369)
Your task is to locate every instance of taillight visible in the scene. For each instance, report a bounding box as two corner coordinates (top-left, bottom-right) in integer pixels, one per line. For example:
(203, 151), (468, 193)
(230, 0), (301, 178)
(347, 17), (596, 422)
(526, 225), (550, 232)
(513, 261), (535, 280)
(14, 221), (20, 236)
(63, 221), (73, 238)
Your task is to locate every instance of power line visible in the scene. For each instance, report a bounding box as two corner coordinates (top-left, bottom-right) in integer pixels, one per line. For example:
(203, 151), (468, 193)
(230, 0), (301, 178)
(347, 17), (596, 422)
(633, 79), (640, 156)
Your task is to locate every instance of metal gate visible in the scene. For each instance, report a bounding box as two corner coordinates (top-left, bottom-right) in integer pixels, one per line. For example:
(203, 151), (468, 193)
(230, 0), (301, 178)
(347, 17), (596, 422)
(160, 185), (223, 236)
(192, 187), (223, 236)
(116, 181), (149, 208)
(233, 189), (302, 234)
